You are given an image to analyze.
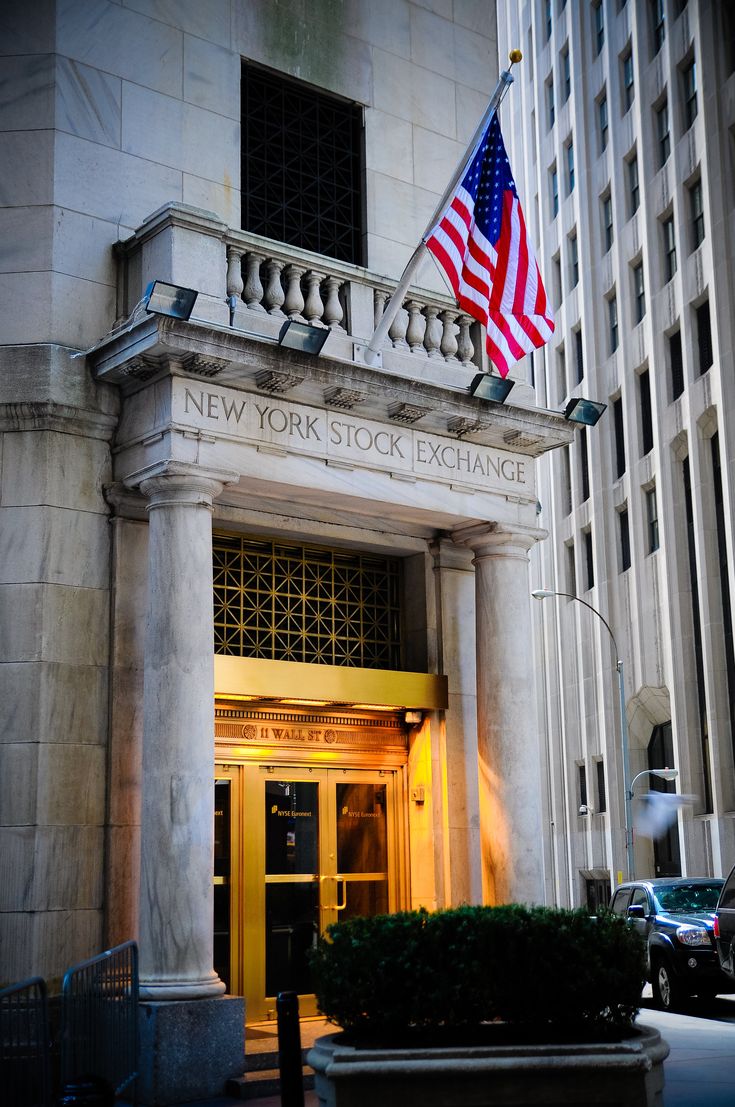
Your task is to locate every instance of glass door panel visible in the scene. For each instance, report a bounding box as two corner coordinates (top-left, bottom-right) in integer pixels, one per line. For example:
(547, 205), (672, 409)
(213, 778), (231, 992)
(333, 780), (389, 924)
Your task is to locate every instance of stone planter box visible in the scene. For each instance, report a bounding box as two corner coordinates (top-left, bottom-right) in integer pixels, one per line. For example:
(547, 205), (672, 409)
(308, 1024), (669, 1107)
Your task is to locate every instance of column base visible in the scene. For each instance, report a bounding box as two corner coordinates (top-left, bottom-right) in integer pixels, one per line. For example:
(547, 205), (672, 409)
(139, 970), (226, 1001)
(137, 995), (245, 1106)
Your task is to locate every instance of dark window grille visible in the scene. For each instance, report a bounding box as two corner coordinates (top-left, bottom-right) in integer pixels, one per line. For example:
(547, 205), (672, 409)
(669, 330), (684, 399)
(696, 300), (713, 372)
(213, 534), (402, 669)
(241, 63), (364, 265)
(613, 397), (626, 478)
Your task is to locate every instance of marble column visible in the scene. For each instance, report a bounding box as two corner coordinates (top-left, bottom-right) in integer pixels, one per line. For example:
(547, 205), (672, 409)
(132, 462), (236, 1000)
(453, 521), (547, 906)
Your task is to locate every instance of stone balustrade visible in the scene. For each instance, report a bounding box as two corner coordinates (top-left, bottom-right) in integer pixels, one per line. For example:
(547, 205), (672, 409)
(224, 231), (479, 369)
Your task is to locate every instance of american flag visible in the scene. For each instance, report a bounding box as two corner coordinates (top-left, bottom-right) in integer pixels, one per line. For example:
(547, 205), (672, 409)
(425, 114), (554, 378)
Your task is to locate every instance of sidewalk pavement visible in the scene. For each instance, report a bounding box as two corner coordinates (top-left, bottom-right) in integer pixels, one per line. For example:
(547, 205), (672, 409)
(157, 1005), (735, 1107)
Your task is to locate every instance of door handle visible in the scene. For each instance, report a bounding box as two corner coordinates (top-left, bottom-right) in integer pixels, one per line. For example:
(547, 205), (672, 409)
(335, 878), (347, 911)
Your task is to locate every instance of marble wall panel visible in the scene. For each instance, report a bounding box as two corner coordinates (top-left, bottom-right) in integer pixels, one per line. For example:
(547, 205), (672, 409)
(0, 583), (109, 665)
(3, 908), (104, 982)
(0, 0), (55, 55)
(0, 54), (54, 131)
(55, 56), (121, 149)
(0, 662), (108, 746)
(0, 206), (53, 274)
(455, 82), (494, 144)
(105, 823), (140, 948)
(342, 0), (411, 59)
(0, 585), (43, 662)
(1, 432), (110, 512)
(372, 46), (457, 137)
(182, 173), (240, 227)
(367, 170), (439, 248)
(0, 663), (40, 745)
(0, 825), (104, 912)
(183, 34), (240, 116)
(453, 0), (496, 34)
(0, 506), (110, 589)
(36, 743), (107, 825)
(54, 131), (182, 230)
(121, 82), (239, 182)
(122, 0), (231, 46)
(452, 20), (496, 95)
(232, 0), (372, 105)
(0, 744), (38, 824)
(57, 0), (183, 97)
(413, 0), (453, 17)
(410, 5), (457, 81)
(364, 109), (413, 185)
(0, 131), (54, 207)
(47, 203), (120, 286)
(0, 269), (117, 349)
(0, 345), (118, 415)
(412, 126), (464, 191)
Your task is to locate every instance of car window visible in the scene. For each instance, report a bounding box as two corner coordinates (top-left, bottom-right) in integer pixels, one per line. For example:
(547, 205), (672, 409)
(655, 883), (723, 912)
(720, 867), (735, 909)
(610, 888), (632, 915)
(630, 887), (650, 912)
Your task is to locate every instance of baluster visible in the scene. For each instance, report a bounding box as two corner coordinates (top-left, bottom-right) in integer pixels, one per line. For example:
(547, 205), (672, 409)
(226, 247), (244, 300)
(243, 251), (266, 311)
(423, 306), (443, 359)
(457, 314), (475, 365)
(322, 276), (345, 330)
(440, 310), (459, 362)
(405, 300), (426, 353)
(303, 271), (326, 325)
(283, 264), (306, 321)
(389, 304), (409, 348)
(263, 259), (286, 316)
(374, 289), (388, 331)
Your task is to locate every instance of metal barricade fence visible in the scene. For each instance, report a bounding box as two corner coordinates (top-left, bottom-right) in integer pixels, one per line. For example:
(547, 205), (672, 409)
(0, 976), (52, 1107)
(60, 940), (139, 1102)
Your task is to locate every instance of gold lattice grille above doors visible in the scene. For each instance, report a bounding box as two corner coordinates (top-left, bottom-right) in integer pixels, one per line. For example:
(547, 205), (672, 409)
(213, 535), (402, 669)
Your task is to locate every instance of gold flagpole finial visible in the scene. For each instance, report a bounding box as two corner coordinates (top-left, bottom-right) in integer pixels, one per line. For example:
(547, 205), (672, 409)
(509, 49), (523, 65)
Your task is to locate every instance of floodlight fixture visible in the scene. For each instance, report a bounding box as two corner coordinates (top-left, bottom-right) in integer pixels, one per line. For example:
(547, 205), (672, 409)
(278, 319), (331, 355)
(469, 372), (515, 404)
(143, 280), (199, 321)
(563, 397), (607, 427)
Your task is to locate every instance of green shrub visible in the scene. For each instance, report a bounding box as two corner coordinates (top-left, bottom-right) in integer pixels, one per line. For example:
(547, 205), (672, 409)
(309, 904), (645, 1042)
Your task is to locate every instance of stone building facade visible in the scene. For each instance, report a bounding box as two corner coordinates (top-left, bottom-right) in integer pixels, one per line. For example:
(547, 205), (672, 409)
(497, 0), (735, 906)
(0, 1), (572, 1099)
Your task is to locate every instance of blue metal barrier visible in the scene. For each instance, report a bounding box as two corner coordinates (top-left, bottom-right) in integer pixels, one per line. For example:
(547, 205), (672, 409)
(60, 941), (139, 1102)
(0, 976), (52, 1107)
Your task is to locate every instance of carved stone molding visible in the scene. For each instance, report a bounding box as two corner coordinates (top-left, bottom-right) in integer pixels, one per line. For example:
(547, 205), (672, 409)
(121, 354), (166, 381)
(182, 353), (229, 378)
(388, 402), (430, 425)
(324, 387), (367, 410)
(447, 416), (483, 437)
(255, 369), (305, 394)
(503, 429), (541, 449)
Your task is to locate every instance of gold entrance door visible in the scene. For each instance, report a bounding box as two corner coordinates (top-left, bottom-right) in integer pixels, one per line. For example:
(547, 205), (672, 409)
(240, 765), (399, 1021)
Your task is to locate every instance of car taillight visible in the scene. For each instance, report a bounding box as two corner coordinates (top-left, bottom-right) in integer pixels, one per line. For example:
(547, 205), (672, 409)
(714, 916), (720, 938)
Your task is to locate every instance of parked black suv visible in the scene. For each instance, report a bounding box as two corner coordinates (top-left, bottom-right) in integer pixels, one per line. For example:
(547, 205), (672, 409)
(609, 878), (727, 1010)
(714, 864), (735, 981)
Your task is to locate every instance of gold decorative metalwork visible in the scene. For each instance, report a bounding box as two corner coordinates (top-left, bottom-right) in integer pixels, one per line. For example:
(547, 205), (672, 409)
(213, 535), (402, 668)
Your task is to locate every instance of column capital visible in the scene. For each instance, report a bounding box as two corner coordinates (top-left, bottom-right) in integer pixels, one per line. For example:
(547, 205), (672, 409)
(451, 521), (547, 561)
(125, 461), (239, 508)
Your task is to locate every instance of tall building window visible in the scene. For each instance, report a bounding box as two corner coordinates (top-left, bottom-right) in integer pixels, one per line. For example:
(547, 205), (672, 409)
(663, 216), (677, 281)
(608, 294), (619, 352)
(562, 45), (571, 102)
(622, 48), (635, 112)
(545, 0), (553, 41)
(682, 456), (713, 812)
(574, 326), (584, 382)
(651, 0), (666, 54)
(628, 155), (640, 215)
(613, 396), (626, 478)
(547, 75), (555, 129)
(561, 445), (572, 515)
(619, 507), (631, 571)
(596, 759), (607, 812)
(682, 58), (698, 129)
(696, 300), (713, 373)
(598, 91), (609, 152)
(639, 368), (654, 454)
(602, 192), (614, 251)
(557, 344), (567, 403)
(593, 2), (605, 56)
(566, 138), (575, 193)
(711, 433), (735, 774)
(669, 329), (684, 399)
(656, 100), (670, 167)
(566, 540), (577, 593)
(578, 763), (588, 808)
(632, 261), (646, 323)
(689, 178), (705, 248)
(550, 164), (559, 217)
(241, 63), (364, 265)
(646, 487), (660, 552)
(580, 428), (590, 502)
(569, 232), (579, 288)
(584, 528), (595, 590)
(553, 253), (563, 307)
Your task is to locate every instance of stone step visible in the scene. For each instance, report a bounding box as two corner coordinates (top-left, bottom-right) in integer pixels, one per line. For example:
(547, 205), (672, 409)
(226, 1064), (315, 1100)
(243, 1046), (311, 1072)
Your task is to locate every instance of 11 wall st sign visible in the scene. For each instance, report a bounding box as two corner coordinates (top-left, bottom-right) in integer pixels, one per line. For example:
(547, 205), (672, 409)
(171, 379), (534, 499)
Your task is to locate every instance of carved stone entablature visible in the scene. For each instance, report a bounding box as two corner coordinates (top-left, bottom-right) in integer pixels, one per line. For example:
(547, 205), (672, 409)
(121, 354), (166, 381)
(255, 369), (305, 394)
(388, 402), (430, 425)
(447, 416), (484, 437)
(324, 387), (367, 410)
(504, 429), (541, 449)
(182, 353), (229, 378)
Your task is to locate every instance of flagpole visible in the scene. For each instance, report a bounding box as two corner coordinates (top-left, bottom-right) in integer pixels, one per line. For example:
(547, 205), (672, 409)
(362, 50), (522, 367)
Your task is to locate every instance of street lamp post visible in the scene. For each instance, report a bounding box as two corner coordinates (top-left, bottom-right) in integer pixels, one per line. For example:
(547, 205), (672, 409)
(531, 588), (635, 880)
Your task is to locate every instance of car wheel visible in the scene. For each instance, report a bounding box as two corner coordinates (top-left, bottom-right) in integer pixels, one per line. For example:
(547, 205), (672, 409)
(652, 957), (684, 1011)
